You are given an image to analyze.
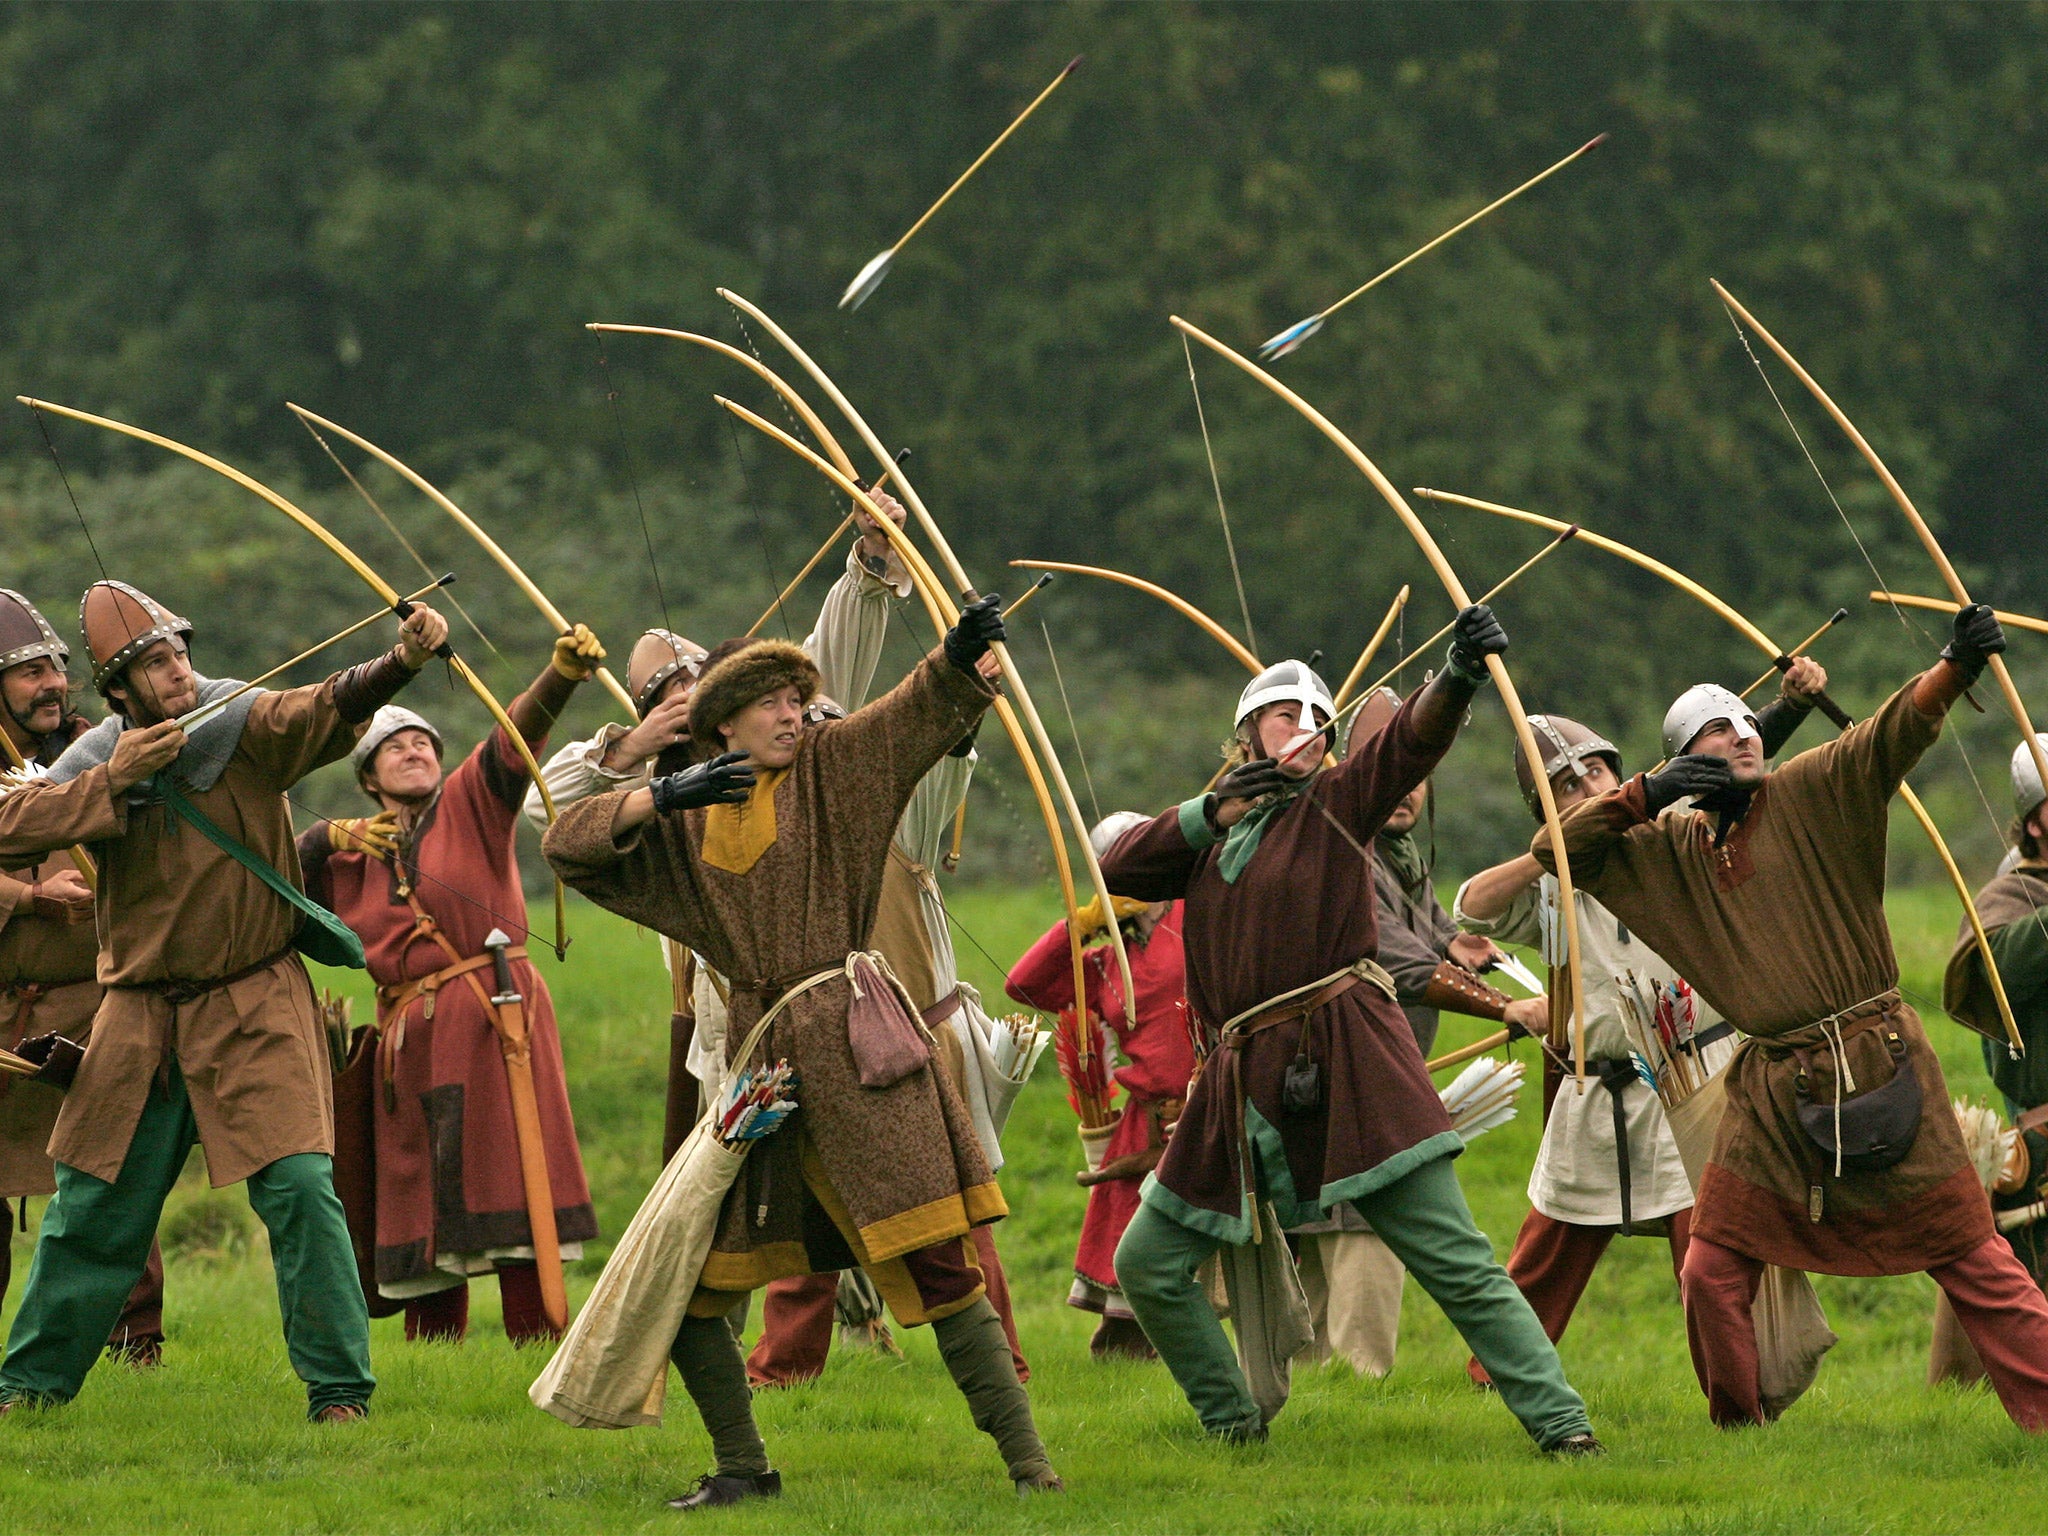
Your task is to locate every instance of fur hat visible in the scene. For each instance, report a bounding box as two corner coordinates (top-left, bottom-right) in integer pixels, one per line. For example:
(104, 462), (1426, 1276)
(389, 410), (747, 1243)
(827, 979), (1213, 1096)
(688, 640), (820, 752)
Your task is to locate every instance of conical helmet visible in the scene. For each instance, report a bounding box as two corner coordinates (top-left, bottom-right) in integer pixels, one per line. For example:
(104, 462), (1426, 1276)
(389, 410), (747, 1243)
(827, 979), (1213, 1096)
(1344, 686), (1402, 757)
(2012, 734), (2048, 821)
(1235, 659), (1335, 734)
(80, 581), (190, 695)
(627, 629), (707, 717)
(1516, 714), (1622, 820)
(0, 590), (69, 673)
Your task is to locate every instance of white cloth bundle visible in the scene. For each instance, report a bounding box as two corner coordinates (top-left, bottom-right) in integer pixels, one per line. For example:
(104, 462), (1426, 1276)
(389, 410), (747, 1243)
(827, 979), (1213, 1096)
(529, 1012), (779, 1430)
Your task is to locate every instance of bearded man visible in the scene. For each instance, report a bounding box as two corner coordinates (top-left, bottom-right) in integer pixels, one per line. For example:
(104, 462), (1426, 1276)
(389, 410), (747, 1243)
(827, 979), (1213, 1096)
(299, 625), (606, 1344)
(0, 581), (447, 1421)
(0, 591), (164, 1361)
(1452, 658), (1824, 1384)
(1536, 606), (2048, 1430)
(544, 595), (1060, 1508)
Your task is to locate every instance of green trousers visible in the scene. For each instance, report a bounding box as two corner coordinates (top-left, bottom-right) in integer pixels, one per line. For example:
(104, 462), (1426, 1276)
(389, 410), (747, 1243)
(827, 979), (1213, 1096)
(0, 1063), (374, 1417)
(1115, 1152), (1591, 1448)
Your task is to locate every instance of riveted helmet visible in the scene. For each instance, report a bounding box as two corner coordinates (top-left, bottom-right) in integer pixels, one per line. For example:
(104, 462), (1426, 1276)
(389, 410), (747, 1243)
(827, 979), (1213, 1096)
(81, 581), (190, 697)
(1516, 714), (1622, 820)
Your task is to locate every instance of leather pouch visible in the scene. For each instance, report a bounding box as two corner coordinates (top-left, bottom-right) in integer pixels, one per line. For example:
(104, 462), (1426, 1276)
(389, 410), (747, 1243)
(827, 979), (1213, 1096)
(1796, 1029), (1922, 1174)
(17, 1032), (85, 1091)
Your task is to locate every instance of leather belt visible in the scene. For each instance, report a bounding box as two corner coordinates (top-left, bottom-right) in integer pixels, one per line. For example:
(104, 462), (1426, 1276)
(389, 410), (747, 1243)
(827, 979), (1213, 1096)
(377, 948), (526, 1024)
(2015, 1102), (2048, 1138)
(921, 987), (964, 1030)
(1216, 959), (1399, 1243)
(116, 945), (295, 1007)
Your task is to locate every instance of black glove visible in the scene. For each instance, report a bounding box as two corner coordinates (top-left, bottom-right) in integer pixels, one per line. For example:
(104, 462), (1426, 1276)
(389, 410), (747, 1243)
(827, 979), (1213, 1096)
(649, 751), (756, 813)
(1446, 603), (1508, 683)
(944, 593), (1006, 673)
(1215, 757), (1293, 803)
(1641, 754), (1734, 817)
(1940, 602), (2006, 684)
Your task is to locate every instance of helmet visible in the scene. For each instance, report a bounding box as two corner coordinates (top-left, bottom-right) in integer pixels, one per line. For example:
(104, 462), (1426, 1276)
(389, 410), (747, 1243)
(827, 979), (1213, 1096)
(627, 629), (707, 717)
(1661, 684), (1759, 759)
(1088, 811), (1150, 861)
(350, 705), (443, 778)
(0, 590), (69, 673)
(1516, 714), (1622, 820)
(1235, 659), (1335, 740)
(2012, 735), (2048, 821)
(81, 581), (191, 696)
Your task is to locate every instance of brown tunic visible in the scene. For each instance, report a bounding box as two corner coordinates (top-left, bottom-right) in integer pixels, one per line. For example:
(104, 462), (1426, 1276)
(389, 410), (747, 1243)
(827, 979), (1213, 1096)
(1534, 677), (1991, 1275)
(543, 649), (1001, 1286)
(0, 681), (360, 1185)
(0, 846), (101, 1198)
(1098, 687), (1466, 1242)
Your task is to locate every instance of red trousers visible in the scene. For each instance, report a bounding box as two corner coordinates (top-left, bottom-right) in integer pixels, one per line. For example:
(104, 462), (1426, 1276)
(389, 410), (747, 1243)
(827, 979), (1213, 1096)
(1467, 1205), (1690, 1385)
(1682, 1233), (2048, 1430)
(746, 1225), (1029, 1387)
(403, 1262), (555, 1345)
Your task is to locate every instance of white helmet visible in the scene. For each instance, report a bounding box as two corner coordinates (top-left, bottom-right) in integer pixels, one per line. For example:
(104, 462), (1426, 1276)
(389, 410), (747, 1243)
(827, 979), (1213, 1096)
(1661, 684), (1759, 759)
(2012, 735), (2048, 821)
(1089, 811), (1149, 861)
(1235, 660), (1335, 738)
(351, 704), (443, 777)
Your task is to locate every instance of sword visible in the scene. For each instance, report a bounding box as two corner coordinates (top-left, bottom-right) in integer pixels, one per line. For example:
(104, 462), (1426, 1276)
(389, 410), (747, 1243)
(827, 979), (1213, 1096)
(485, 927), (567, 1332)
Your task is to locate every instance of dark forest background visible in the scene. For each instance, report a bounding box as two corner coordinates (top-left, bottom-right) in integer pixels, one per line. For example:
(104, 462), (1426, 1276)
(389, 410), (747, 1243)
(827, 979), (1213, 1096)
(4, 0), (2046, 884)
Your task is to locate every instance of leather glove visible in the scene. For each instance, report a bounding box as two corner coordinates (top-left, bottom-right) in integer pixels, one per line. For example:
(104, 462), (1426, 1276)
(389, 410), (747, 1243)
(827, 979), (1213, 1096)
(552, 622), (607, 681)
(1446, 603), (1508, 683)
(1642, 754), (1734, 816)
(943, 594), (1006, 674)
(1940, 602), (2006, 684)
(1216, 757), (1293, 801)
(650, 751), (756, 814)
(328, 809), (402, 861)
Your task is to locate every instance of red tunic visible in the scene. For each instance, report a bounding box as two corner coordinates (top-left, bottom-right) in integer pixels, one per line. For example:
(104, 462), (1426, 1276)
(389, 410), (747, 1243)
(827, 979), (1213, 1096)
(302, 725), (595, 1293)
(1007, 907), (1194, 1297)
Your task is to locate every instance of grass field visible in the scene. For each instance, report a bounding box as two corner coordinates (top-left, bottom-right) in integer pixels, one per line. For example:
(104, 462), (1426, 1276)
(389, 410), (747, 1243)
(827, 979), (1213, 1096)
(2, 883), (2043, 1534)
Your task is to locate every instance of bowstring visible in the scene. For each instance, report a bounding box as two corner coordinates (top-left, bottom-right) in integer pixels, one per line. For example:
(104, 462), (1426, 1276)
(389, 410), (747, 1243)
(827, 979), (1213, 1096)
(1181, 334), (1258, 657)
(720, 413), (794, 640)
(1039, 618), (1102, 826)
(1719, 299), (2037, 936)
(292, 413), (502, 659)
(592, 335), (673, 635)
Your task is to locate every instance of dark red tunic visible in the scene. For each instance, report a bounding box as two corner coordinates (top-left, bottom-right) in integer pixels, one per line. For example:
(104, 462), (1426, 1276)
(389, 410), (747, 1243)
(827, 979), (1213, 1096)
(1006, 906), (1194, 1295)
(302, 724), (596, 1293)
(1099, 689), (1465, 1242)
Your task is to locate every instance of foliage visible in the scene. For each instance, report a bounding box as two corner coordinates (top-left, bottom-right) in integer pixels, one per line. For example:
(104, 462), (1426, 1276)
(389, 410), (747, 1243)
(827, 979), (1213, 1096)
(4, 0), (2048, 876)
(2, 888), (2042, 1533)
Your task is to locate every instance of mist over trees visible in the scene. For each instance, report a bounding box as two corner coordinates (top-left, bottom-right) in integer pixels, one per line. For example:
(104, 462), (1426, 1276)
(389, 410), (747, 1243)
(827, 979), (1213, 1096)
(4, 1), (2045, 878)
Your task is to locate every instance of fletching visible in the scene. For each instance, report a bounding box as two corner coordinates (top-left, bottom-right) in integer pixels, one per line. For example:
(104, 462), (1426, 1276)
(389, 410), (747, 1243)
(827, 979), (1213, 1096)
(1257, 314), (1323, 361)
(1487, 952), (1545, 997)
(1439, 1057), (1525, 1144)
(838, 246), (896, 311)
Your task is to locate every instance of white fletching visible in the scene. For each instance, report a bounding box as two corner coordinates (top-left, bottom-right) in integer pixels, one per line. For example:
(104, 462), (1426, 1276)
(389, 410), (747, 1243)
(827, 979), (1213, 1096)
(838, 247), (896, 311)
(1952, 1098), (2014, 1192)
(1487, 953), (1545, 997)
(1440, 1057), (1525, 1144)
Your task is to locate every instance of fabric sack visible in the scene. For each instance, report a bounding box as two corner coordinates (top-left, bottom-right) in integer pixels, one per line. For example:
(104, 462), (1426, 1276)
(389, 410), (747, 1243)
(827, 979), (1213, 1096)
(1794, 1031), (1922, 1174)
(1219, 1202), (1314, 1426)
(846, 953), (930, 1089)
(1663, 1064), (1838, 1418)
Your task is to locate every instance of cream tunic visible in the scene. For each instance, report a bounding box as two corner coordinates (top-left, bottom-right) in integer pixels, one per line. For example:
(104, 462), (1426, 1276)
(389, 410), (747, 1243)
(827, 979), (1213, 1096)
(1453, 873), (1732, 1225)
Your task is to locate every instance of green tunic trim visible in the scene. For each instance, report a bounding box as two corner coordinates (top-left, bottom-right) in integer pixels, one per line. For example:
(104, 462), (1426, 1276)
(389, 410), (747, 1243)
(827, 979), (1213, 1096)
(1136, 1107), (1466, 1243)
(1177, 795), (1220, 850)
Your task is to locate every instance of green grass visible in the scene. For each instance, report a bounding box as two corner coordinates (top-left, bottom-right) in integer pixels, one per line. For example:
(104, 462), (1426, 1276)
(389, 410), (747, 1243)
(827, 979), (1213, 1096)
(2, 884), (2043, 1534)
